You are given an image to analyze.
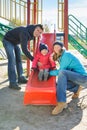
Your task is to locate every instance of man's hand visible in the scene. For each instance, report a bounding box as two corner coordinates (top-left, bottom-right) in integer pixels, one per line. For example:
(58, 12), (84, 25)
(37, 62), (42, 67)
(31, 67), (37, 71)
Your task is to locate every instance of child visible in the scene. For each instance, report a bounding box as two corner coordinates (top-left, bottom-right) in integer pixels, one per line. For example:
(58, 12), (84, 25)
(32, 43), (56, 81)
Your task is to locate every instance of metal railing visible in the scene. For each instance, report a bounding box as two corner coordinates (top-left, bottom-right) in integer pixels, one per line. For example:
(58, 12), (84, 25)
(68, 14), (87, 44)
(0, 0), (42, 26)
(68, 14), (87, 57)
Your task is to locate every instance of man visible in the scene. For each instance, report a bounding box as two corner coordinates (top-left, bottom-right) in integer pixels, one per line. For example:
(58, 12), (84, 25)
(3, 24), (43, 90)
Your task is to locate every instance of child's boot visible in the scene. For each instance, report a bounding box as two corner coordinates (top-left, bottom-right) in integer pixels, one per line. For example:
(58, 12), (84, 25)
(38, 71), (43, 81)
(44, 71), (49, 81)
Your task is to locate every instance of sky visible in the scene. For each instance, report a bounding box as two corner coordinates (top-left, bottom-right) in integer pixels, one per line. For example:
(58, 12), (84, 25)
(42, 0), (87, 31)
(68, 0), (87, 26)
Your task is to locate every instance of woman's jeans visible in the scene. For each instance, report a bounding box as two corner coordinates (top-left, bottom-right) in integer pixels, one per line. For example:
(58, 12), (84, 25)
(57, 70), (87, 102)
(3, 39), (23, 85)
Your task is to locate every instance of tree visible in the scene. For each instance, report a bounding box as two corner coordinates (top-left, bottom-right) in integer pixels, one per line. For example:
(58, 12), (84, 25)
(44, 24), (50, 32)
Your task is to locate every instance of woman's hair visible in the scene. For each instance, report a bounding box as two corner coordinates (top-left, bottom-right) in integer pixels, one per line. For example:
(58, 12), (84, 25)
(53, 41), (65, 61)
(53, 41), (64, 48)
(53, 48), (64, 61)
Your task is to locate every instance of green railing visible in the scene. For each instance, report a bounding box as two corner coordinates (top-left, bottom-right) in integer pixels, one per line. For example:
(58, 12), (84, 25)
(68, 14), (87, 57)
(0, 23), (13, 33)
(68, 34), (87, 58)
(0, 23), (13, 59)
(0, 23), (13, 41)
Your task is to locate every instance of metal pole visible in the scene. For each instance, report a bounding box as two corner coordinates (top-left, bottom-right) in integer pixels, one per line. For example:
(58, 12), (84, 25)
(34, 0), (37, 24)
(27, 0), (30, 25)
(64, 0), (68, 49)
(27, 0), (30, 76)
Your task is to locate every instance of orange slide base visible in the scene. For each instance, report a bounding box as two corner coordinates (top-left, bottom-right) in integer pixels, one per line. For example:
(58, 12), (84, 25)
(23, 33), (57, 105)
(23, 70), (57, 105)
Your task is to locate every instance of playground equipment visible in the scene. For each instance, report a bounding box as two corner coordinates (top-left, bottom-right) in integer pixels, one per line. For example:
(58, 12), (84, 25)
(0, 0), (68, 56)
(68, 15), (87, 57)
(1, 0), (87, 105)
(0, 48), (7, 59)
(26, 0), (68, 75)
(0, 23), (13, 59)
(0, 0), (42, 26)
(0, 23), (13, 41)
(23, 33), (57, 105)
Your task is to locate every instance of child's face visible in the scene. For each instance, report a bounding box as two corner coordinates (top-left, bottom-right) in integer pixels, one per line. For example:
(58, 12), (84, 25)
(41, 49), (48, 55)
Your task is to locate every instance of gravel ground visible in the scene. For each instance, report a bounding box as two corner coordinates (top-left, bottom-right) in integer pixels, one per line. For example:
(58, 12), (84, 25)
(0, 50), (87, 130)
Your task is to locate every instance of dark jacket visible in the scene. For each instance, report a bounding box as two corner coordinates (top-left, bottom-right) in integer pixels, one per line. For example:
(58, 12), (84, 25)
(3, 25), (37, 61)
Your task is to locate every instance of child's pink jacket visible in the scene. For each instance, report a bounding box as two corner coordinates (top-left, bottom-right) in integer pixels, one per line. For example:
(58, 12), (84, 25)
(32, 52), (56, 70)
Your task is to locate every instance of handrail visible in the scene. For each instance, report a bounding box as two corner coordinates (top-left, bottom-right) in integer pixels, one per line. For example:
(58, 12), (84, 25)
(68, 14), (87, 44)
(68, 34), (87, 57)
(69, 14), (86, 29)
(0, 49), (7, 59)
(0, 23), (13, 32)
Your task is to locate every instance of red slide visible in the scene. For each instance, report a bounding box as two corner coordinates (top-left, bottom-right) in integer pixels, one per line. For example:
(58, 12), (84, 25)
(23, 33), (57, 105)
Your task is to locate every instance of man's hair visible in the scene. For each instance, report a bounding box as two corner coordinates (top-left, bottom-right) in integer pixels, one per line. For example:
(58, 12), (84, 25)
(35, 24), (44, 30)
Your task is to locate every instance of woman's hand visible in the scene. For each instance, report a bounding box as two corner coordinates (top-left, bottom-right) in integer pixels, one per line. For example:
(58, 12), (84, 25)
(49, 69), (58, 76)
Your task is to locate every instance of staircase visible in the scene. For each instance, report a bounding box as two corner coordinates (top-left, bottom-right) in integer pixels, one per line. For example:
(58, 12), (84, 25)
(68, 14), (87, 57)
(0, 23), (13, 59)
(0, 23), (13, 41)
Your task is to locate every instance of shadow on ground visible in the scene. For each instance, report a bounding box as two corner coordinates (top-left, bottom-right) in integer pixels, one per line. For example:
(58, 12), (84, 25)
(0, 57), (87, 130)
(0, 85), (85, 130)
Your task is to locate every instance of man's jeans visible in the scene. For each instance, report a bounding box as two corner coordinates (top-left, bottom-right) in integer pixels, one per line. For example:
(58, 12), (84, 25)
(57, 70), (87, 102)
(3, 39), (23, 84)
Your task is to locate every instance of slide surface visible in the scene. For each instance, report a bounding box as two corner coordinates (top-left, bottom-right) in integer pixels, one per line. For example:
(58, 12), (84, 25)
(24, 70), (57, 105)
(23, 33), (57, 105)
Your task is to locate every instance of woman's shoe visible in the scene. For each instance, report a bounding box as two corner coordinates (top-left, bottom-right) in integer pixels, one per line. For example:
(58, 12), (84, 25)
(52, 102), (67, 115)
(72, 86), (82, 99)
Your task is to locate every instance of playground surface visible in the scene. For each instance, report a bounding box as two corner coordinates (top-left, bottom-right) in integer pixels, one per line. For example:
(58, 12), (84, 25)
(0, 50), (87, 130)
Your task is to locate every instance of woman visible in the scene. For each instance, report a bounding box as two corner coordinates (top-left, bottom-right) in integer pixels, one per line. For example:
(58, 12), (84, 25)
(50, 41), (87, 115)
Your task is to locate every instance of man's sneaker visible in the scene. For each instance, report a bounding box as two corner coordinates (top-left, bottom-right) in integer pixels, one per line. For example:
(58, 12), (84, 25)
(38, 71), (43, 81)
(9, 83), (21, 90)
(44, 71), (49, 81)
(18, 76), (28, 84)
(72, 86), (82, 99)
(52, 102), (67, 115)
